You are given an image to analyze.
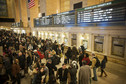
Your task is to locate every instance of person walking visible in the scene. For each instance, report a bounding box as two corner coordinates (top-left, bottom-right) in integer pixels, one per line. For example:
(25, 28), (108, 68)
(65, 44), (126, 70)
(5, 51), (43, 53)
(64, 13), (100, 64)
(78, 61), (91, 84)
(99, 56), (108, 77)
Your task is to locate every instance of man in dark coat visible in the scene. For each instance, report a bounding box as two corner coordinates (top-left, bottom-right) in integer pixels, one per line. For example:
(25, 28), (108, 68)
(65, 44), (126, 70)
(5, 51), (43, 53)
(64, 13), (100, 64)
(46, 59), (57, 84)
(56, 63), (68, 84)
(17, 52), (25, 77)
(79, 53), (84, 67)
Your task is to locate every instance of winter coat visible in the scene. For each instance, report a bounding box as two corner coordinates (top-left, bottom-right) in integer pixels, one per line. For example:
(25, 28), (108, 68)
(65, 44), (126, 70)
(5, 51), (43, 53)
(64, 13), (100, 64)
(18, 55), (25, 69)
(79, 54), (83, 67)
(65, 49), (72, 59)
(78, 65), (91, 84)
(46, 63), (57, 76)
(101, 59), (107, 69)
(82, 57), (90, 65)
(11, 64), (20, 77)
(57, 68), (68, 82)
(68, 67), (77, 84)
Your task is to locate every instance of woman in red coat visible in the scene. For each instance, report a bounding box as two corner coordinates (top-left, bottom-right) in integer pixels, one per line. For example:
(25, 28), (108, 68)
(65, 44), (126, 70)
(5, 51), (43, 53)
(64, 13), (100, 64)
(82, 53), (90, 65)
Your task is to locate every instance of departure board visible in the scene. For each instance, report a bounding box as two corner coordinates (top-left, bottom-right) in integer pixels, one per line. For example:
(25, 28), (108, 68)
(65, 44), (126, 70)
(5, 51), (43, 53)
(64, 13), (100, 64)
(40, 15), (52, 26)
(34, 18), (40, 27)
(77, 3), (126, 24)
(0, 0), (8, 16)
(53, 10), (75, 25)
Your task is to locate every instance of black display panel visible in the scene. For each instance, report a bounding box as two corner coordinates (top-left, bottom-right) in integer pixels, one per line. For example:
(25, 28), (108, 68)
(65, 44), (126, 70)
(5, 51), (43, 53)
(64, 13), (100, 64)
(40, 15), (52, 26)
(0, 0), (8, 16)
(53, 10), (75, 25)
(34, 18), (40, 27)
(74, 2), (82, 9)
(77, 2), (126, 24)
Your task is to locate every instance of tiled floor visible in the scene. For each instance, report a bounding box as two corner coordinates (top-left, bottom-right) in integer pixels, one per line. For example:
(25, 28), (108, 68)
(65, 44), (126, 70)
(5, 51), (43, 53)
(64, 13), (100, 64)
(21, 55), (126, 84)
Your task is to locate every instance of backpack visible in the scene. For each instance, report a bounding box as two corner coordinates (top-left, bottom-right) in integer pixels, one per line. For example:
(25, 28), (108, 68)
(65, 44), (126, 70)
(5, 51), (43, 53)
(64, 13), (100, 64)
(94, 57), (100, 68)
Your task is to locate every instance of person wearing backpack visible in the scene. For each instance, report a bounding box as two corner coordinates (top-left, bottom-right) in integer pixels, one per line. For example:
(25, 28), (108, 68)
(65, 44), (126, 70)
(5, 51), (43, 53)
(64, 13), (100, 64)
(91, 53), (100, 81)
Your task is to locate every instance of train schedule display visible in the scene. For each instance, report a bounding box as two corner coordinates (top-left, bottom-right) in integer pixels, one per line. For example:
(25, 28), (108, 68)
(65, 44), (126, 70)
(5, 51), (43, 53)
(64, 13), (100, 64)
(53, 10), (75, 25)
(77, 2), (126, 24)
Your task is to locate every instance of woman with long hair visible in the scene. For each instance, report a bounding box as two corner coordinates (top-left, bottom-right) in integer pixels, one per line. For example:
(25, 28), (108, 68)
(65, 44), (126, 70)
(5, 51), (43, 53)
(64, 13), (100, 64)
(99, 56), (108, 77)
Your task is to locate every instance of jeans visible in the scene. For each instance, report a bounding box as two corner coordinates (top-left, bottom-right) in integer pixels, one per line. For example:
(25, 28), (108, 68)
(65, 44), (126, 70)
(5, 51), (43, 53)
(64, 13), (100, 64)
(93, 67), (97, 81)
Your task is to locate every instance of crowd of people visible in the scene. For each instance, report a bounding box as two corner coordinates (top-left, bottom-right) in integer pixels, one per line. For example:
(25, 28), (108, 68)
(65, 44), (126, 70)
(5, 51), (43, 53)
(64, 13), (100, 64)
(0, 30), (108, 84)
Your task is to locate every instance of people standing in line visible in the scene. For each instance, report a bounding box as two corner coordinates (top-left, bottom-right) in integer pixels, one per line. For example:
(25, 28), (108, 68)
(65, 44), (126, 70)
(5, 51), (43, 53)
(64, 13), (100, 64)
(99, 56), (108, 77)
(56, 63), (69, 84)
(91, 53), (98, 81)
(68, 64), (77, 84)
(78, 61), (91, 84)
(79, 51), (84, 67)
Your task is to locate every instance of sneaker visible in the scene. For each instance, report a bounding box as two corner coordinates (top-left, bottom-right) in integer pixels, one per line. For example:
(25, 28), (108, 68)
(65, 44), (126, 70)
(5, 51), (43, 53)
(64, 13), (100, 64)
(92, 77), (97, 81)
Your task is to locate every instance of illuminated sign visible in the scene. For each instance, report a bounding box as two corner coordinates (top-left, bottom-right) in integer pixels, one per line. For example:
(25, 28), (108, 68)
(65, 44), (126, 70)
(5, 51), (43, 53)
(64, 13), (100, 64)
(40, 15), (52, 26)
(53, 10), (75, 25)
(34, 18), (40, 27)
(77, 2), (126, 24)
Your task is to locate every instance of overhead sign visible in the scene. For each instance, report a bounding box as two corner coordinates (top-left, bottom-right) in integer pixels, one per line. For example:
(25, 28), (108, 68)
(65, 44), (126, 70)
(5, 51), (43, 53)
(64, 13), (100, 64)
(53, 10), (75, 25)
(34, 18), (40, 27)
(77, 2), (126, 24)
(40, 15), (52, 26)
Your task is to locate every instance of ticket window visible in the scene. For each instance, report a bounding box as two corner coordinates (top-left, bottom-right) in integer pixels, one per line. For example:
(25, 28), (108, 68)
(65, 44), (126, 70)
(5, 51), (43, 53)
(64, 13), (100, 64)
(47, 33), (50, 39)
(71, 34), (77, 46)
(81, 34), (89, 49)
(45, 33), (48, 39)
(41, 32), (44, 39)
(63, 34), (68, 45)
(112, 38), (125, 58)
(94, 36), (104, 53)
(38, 32), (41, 38)
(82, 40), (88, 49)
(52, 33), (55, 42)
(57, 33), (61, 44)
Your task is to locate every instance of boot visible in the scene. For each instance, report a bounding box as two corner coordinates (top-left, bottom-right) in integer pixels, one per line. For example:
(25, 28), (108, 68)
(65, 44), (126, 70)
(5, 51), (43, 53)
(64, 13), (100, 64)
(104, 71), (107, 77)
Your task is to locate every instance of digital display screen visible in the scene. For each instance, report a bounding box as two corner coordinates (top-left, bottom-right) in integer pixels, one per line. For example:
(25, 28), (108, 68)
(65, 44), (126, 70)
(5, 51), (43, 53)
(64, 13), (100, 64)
(34, 18), (40, 27)
(40, 15), (52, 26)
(53, 10), (75, 25)
(77, 4), (126, 24)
